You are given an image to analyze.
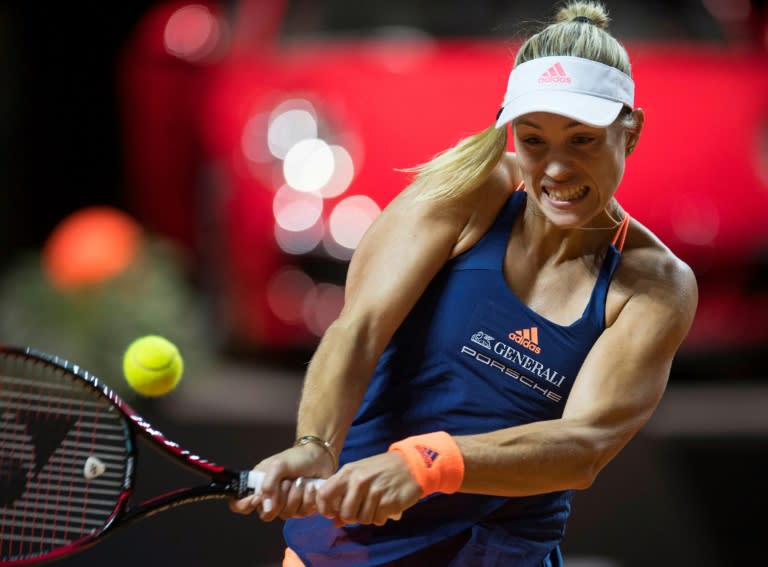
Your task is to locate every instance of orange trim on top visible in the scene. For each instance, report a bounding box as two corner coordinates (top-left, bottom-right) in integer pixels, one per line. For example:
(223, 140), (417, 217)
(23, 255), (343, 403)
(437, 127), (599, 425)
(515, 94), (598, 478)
(611, 213), (631, 252)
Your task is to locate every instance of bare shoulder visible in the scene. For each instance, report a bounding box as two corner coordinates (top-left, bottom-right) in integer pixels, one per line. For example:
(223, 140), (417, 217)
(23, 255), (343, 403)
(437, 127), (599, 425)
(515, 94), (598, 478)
(381, 152), (519, 257)
(450, 152), (521, 257)
(609, 217), (699, 340)
(619, 219), (698, 299)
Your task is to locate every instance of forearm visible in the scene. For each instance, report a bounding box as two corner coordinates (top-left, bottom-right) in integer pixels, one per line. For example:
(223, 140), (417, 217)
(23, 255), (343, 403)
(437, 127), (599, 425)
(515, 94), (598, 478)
(455, 418), (631, 496)
(295, 317), (382, 458)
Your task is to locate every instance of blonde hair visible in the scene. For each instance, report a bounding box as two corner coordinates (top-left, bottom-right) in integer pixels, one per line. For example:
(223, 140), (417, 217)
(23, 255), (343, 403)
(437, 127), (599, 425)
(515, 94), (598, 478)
(407, 1), (631, 201)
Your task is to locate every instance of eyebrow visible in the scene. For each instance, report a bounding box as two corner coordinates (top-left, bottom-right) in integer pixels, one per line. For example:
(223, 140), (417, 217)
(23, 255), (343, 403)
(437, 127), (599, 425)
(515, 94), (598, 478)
(515, 119), (584, 129)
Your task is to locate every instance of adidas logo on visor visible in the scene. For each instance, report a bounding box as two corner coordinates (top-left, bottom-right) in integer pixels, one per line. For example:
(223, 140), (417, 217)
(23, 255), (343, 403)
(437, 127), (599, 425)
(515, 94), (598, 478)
(538, 62), (572, 84)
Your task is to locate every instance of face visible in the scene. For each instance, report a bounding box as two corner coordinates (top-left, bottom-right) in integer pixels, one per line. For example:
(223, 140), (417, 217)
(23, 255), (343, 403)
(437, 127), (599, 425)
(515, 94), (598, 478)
(512, 110), (642, 229)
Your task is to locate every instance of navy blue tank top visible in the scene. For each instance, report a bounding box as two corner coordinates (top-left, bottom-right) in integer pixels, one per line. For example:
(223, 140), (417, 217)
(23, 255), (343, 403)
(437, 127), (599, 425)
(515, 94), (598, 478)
(285, 191), (625, 566)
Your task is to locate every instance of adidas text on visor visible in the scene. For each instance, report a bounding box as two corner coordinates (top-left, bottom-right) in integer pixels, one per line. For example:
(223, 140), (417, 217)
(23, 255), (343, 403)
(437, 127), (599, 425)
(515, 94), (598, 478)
(495, 56), (634, 128)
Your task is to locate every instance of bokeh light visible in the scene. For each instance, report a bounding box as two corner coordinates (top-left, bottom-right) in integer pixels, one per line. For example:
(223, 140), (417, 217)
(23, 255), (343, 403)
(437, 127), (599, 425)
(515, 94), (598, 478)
(273, 185), (324, 232)
(268, 102), (318, 160)
(274, 220), (324, 255)
(702, 0), (751, 22)
(303, 283), (345, 336)
(328, 195), (381, 251)
(671, 195), (720, 246)
(241, 112), (272, 164)
(319, 145), (355, 198)
(283, 138), (335, 193)
(42, 207), (142, 290)
(266, 268), (315, 323)
(163, 4), (222, 62)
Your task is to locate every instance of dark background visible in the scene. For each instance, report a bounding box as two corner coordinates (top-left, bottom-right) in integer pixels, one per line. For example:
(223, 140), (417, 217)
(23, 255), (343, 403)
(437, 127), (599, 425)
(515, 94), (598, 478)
(1, 2), (767, 566)
(0, 2), (155, 265)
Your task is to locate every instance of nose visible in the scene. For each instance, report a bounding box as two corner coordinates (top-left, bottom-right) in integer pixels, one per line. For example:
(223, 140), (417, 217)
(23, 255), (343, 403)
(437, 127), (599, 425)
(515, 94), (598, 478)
(543, 149), (577, 181)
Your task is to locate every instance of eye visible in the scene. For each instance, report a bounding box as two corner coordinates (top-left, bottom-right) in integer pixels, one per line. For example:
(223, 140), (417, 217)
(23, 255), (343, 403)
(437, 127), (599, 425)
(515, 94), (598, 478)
(572, 135), (596, 144)
(522, 136), (544, 145)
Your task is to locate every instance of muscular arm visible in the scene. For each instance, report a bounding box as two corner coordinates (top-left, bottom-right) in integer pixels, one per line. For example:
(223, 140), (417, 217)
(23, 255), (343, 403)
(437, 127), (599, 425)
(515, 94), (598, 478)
(295, 195), (465, 457)
(456, 255), (698, 496)
(297, 163), (516, 450)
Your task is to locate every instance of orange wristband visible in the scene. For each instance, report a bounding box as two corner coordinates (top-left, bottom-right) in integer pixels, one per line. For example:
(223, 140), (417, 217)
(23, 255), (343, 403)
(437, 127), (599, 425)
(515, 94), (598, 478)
(388, 431), (465, 497)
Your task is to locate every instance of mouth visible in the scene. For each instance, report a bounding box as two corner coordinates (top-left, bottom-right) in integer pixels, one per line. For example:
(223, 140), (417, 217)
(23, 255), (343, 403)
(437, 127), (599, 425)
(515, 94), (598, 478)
(542, 184), (590, 203)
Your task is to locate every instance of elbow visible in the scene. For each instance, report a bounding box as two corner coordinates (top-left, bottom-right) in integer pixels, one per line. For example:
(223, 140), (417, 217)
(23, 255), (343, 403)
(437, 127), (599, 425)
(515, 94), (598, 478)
(574, 433), (632, 490)
(569, 457), (598, 490)
(572, 434), (625, 490)
(568, 414), (648, 491)
(574, 463), (601, 490)
(570, 459), (607, 491)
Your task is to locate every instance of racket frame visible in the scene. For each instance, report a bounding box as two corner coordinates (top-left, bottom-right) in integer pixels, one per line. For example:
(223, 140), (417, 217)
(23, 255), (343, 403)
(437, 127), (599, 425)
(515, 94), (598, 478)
(0, 345), (251, 566)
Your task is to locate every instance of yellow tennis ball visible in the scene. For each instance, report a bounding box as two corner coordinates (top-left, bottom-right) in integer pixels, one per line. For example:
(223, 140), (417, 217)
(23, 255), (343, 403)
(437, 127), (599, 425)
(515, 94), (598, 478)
(123, 335), (184, 397)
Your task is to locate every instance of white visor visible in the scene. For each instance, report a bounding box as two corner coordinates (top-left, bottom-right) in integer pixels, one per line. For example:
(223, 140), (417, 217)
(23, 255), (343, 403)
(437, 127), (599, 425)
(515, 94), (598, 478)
(495, 56), (634, 128)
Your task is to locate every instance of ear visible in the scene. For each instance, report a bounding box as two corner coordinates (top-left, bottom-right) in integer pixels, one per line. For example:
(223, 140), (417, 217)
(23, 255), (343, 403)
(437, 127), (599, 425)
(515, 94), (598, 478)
(625, 108), (645, 156)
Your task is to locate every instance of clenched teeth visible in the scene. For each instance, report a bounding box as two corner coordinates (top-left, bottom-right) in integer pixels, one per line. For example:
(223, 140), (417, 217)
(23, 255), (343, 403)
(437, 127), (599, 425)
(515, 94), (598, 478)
(545, 185), (589, 201)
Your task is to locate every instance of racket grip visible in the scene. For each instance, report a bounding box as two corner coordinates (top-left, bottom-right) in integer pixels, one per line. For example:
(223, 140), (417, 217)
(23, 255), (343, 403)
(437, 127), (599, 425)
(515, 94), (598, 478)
(244, 471), (402, 520)
(246, 470), (324, 494)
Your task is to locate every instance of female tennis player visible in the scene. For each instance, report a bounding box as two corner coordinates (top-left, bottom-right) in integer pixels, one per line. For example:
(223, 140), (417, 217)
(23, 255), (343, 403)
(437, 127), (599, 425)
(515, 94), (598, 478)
(231, 2), (698, 565)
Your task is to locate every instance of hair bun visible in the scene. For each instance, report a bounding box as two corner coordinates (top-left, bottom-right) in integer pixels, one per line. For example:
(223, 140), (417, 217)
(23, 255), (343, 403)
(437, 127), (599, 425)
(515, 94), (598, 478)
(555, 1), (611, 29)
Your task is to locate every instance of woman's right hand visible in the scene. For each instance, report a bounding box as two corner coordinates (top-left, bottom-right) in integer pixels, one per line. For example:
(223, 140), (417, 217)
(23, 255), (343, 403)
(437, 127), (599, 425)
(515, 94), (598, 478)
(228, 442), (335, 521)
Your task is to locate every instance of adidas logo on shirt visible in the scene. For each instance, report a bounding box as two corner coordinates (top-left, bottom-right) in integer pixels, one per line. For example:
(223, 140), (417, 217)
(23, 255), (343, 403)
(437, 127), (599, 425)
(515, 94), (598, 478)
(508, 327), (542, 354)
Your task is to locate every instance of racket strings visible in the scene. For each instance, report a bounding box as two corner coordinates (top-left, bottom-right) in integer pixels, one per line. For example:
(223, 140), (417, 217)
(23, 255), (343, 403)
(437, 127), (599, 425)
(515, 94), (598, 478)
(0, 354), (130, 561)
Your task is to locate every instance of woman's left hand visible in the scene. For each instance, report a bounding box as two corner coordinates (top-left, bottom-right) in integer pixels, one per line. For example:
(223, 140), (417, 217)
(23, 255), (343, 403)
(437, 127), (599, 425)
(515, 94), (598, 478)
(315, 451), (422, 527)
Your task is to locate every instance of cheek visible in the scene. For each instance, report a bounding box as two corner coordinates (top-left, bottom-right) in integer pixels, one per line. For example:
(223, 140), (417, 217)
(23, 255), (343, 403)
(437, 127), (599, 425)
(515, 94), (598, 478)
(596, 154), (626, 194)
(511, 150), (537, 181)
(592, 136), (627, 186)
(611, 143), (627, 178)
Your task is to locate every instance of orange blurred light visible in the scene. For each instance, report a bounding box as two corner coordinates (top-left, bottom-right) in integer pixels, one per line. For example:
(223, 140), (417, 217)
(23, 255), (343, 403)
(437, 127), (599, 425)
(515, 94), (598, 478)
(42, 207), (142, 290)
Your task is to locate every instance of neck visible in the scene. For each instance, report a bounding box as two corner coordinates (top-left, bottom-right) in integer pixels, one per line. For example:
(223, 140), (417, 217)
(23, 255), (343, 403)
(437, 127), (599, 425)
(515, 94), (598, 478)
(517, 198), (623, 266)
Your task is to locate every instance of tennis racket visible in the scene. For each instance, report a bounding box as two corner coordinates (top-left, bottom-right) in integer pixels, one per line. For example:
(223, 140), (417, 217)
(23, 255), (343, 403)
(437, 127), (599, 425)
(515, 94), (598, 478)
(0, 345), (320, 565)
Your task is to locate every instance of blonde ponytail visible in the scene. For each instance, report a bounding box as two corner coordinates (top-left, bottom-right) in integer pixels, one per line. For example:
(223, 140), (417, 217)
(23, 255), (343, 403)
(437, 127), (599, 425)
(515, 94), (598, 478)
(403, 124), (507, 201)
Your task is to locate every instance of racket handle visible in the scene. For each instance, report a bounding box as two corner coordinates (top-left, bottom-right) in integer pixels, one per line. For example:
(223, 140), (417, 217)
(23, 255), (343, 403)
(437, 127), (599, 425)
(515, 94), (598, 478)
(246, 470), (324, 493)
(244, 471), (402, 521)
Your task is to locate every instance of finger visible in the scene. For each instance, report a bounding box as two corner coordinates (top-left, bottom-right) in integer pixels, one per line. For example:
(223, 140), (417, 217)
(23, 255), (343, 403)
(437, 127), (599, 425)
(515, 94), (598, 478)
(259, 479), (291, 521)
(355, 490), (379, 525)
(259, 466), (283, 496)
(228, 495), (259, 515)
(373, 506), (400, 526)
(338, 480), (366, 526)
(373, 497), (405, 526)
(293, 477), (320, 517)
(318, 492), (345, 526)
(279, 478), (306, 519)
(257, 458), (298, 518)
(300, 481), (319, 516)
(253, 466), (278, 516)
(314, 477), (338, 518)
(325, 495), (344, 525)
